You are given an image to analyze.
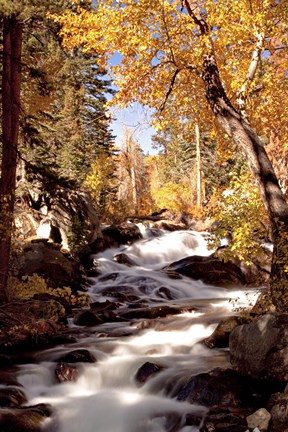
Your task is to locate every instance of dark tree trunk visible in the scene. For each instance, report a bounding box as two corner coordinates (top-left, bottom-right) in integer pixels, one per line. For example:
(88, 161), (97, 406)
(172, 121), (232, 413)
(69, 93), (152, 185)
(184, 1), (288, 310)
(200, 53), (288, 310)
(0, 16), (23, 302)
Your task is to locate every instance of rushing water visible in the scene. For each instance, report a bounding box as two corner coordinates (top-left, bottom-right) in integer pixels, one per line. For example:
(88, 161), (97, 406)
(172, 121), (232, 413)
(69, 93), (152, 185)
(16, 226), (260, 432)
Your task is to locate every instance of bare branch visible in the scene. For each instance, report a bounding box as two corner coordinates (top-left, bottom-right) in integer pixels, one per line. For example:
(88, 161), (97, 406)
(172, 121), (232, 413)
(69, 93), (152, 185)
(159, 68), (180, 113)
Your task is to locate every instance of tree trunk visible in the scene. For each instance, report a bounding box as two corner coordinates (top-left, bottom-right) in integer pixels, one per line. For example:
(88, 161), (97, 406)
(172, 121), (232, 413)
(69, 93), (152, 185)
(201, 53), (288, 310)
(0, 16), (23, 302)
(184, 0), (288, 310)
(195, 122), (202, 210)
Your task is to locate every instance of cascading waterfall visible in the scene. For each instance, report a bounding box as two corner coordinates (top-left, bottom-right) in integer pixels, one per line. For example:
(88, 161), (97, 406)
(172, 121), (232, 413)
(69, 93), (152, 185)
(16, 225), (260, 432)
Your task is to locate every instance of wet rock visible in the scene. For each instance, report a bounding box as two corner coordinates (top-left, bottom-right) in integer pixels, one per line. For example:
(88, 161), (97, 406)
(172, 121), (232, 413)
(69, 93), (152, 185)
(113, 253), (137, 266)
(204, 315), (253, 348)
(73, 310), (103, 326)
(0, 372), (20, 387)
(90, 300), (118, 312)
(246, 408), (271, 432)
(157, 287), (175, 300)
(0, 387), (27, 407)
(100, 285), (140, 302)
(57, 349), (97, 363)
(49, 333), (78, 345)
(0, 403), (54, 432)
(174, 368), (261, 408)
(164, 255), (246, 286)
(164, 412), (182, 432)
(185, 412), (203, 427)
(230, 313), (288, 381)
(120, 305), (184, 320)
(135, 362), (164, 384)
(55, 362), (79, 382)
(200, 408), (248, 432)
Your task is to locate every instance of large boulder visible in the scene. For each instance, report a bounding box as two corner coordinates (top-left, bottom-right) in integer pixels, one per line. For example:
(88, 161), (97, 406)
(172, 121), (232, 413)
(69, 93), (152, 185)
(90, 223), (142, 253)
(173, 368), (263, 408)
(229, 313), (288, 382)
(268, 390), (288, 432)
(204, 315), (253, 348)
(15, 190), (100, 251)
(13, 241), (83, 288)
(164, 255), (246, 286)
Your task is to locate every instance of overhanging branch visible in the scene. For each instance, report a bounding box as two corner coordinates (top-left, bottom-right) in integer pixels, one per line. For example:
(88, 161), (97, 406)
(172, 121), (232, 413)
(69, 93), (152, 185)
(159, 67), (180, 113)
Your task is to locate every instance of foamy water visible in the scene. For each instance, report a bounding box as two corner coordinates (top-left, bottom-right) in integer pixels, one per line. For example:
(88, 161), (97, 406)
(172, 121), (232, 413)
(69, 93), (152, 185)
(16, 226), (260, 432)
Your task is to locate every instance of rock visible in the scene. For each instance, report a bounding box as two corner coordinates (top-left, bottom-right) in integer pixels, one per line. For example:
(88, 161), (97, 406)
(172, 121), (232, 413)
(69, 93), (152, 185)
(251, 288), (277, 314)
(164, 255), (246, 286)
(0, 372), (20, 387)
(0, 387), (27, 407)
(14, 241), (83, 288)
(200, 408), (248, 432)
(90, 300), (117, 313)
(153, 221), (187, 231)
(204, 315), (253, 348)
(216, 245), (271, 285)
(229, 313), (288, 382)
(37, 190), (100, 250)
(113, 253), (137, 266)
(135, 362), (164, 384)
(15, 190), (100, 251)
(57, 349), (97, 363)
(268, 391), (288, 432)
(246, 408), (271, 432)
(174, 368), (262, 408)
(184, 412), (203, 428)
(119, 305), (185, 320)
(100, 285), (140, 303)
(73, 310), (103, 326)
(0, 355), (12, 368)
(90, 223), (142, 253)
(55, 362), (79, 382)
(0, 299), (65, 353)
(0, 403), (54, 432)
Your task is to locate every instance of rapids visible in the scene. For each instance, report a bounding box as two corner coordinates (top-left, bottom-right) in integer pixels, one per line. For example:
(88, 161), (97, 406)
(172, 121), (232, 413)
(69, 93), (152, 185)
(16, 226), (260, 432)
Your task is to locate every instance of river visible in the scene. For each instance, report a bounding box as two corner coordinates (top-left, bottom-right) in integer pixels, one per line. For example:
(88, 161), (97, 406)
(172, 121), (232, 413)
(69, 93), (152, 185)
(16, 225), (260, 432)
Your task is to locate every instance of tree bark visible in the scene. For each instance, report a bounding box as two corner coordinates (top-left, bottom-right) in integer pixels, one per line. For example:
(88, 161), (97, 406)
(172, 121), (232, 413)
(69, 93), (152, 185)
(200, 53), (288, 309)
(0, 16), (23, 302)
(184, 0), (288, 310)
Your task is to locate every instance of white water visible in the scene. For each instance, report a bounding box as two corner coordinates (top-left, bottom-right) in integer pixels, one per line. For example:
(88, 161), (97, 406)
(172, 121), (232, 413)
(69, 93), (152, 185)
(16, 226), (260, 432)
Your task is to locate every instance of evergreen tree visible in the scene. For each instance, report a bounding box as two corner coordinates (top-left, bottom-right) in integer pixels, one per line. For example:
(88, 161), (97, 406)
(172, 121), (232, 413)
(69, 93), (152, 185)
(0, 0), (115, 299)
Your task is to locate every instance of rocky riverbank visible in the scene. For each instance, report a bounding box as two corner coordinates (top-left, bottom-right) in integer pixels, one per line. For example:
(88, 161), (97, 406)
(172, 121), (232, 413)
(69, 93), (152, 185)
(0, 222), (287, 432)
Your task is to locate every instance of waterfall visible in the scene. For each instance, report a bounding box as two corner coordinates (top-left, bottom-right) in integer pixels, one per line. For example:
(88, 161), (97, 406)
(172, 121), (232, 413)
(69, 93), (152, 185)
(16, 226), (259, 432)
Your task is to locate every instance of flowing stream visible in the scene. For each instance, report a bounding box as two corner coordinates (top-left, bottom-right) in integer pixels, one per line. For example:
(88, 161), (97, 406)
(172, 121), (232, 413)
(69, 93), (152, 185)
(16, 226), (260, 432)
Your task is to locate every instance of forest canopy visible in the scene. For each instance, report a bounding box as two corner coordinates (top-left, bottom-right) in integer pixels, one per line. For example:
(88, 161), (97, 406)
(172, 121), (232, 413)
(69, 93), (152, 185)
(1, 0), (288, 309)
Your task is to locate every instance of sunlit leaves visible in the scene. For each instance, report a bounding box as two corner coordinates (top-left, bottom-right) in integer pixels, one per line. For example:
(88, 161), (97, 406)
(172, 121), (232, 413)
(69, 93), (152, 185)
(209, 172), (269, 264)
(54, 0), (288, 163)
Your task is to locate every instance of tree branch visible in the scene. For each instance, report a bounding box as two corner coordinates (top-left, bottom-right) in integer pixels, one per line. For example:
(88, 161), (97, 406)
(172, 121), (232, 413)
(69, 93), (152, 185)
(159, 68), (180, 112)
(236, 31), (265, 120)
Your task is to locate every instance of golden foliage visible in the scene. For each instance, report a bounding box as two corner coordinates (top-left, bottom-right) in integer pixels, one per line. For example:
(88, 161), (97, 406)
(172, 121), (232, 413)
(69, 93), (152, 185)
(52, 0), (288, 159)
(208, 172), (269, 264)
(7, 273), (88, 307)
